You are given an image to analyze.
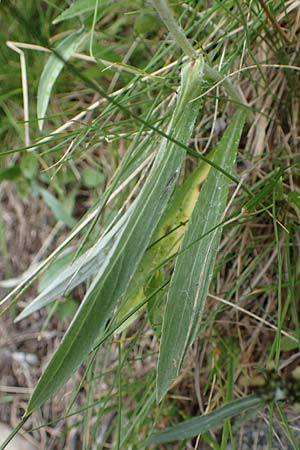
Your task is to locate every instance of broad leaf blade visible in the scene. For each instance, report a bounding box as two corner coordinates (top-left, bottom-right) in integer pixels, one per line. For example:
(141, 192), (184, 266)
(26, 58), (205, 414)
(37, 29), (86, 130)
(147, 395), (263, 445)
(157, 110), (246, 401)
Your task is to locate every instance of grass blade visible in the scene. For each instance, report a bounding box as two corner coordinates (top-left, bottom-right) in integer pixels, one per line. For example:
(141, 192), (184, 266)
(37, 29), (86, 130)
(147, 395), (263, 445)
(157, 110), (246, 401)
(25, 57), (205, 415)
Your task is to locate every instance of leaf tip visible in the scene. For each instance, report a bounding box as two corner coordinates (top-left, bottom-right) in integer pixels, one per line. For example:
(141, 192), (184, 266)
(156, 369), (174, 404)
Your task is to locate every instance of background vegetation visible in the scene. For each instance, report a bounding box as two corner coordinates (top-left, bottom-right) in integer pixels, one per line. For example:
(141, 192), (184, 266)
(0, 0), (300, 449)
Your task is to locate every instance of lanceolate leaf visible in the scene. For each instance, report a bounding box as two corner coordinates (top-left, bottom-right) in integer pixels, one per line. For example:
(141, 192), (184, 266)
(52, 0), (118, 24)
(17, 150), (213, 323)
(53, 0), (98, 24)
(115, 150), (214, 328)
(157, 110), (246, 401)
(37, 29), (86, 130)
(26, 57), (205, 415)
(147, 395), (263, 445)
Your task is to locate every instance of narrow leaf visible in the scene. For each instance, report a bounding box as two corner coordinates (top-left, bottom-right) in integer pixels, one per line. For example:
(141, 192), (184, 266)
(288, 191), (300, 212)
(18, 155), (213, 324)
(53, 0), (98, 24)
(157, 110), (246, 401)
(15, 210), (129, 321)
(147, 395), (263, 445)
(26, 57), (205, 415)
(37, 29), (86, 130)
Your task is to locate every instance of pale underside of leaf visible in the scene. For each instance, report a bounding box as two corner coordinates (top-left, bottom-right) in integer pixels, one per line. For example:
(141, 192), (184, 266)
(14, 133), (159, 319)
(15, 209), (130, 321)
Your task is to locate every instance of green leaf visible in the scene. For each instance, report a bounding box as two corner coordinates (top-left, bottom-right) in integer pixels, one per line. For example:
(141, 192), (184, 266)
(134, 13), (160, 35)
(37, 29), (86, 130)
(82, 167), (105, 188)
(280, 334), (298, 352)
(244, 168), (283, 212)
(25, 57), (205, 415)
(20, 152), (38, 179)
(115, 150), (214, 329)
(0, 166), (22, 182)
(18, 148), (210, 324)
(55, 297), (79, 322)
(147, 395), (263, 445)
(157, 110), (246, 401)
(39, 187), (76, 228)
(288, 191), (300, 212)
(53, 0), (99, 24)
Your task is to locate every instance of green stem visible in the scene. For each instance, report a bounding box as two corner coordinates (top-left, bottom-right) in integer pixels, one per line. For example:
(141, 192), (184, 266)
(151, 0), (197, 59)
(151, 0), (250, 112)
(0, 416), (30, 450)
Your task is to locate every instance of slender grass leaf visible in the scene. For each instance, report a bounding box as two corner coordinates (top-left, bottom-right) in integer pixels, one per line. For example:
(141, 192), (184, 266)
(25, 57), (205, 415)
(147, 395), (263, 445)
(157, 110), (246, 401)
(288, 191), (300, 212)
(244, 168), (284, 212)
(276, 403), (299, 450)
(37, 29), (86, 130)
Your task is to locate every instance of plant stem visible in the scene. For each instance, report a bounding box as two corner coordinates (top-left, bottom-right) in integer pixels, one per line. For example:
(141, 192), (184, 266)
(151, 0), (197, 59)
(151, 0), (249, 111)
